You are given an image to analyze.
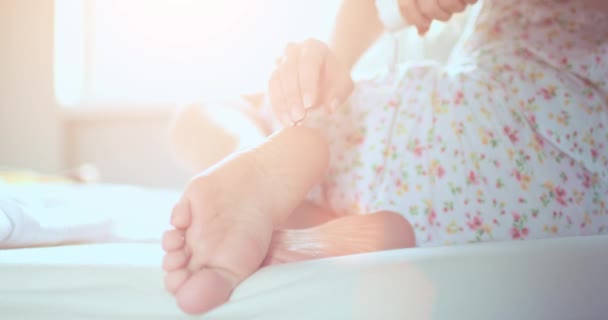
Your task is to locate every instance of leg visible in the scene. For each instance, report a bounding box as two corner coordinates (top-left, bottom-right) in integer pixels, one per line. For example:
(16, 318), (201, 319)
(169, 100), (269, 173)
(280, 201), (337, 229)
(162, 125), (329, 314)
(264, 211), (416, 266)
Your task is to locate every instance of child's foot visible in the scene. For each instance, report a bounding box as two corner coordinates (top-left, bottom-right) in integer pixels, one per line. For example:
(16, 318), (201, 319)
(162, 126), (330, 314)
(161, 160), (275, 314)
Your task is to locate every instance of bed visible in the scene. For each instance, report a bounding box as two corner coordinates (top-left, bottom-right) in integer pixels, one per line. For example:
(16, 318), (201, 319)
(1, 182), (608, 319)
(2, 236), (608, 319)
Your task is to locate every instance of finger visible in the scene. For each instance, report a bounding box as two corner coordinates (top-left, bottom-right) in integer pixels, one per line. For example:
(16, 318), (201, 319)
(418, 0), (451, 21)
(398, 0), (432, 34)
(320, 52), (353, 114)
(438, 0), (466, 13)
(280, 43), (306, 124)
(269, 70), (291, 126)
(462, 0), (477, 5)
(298, 39), (326, 110)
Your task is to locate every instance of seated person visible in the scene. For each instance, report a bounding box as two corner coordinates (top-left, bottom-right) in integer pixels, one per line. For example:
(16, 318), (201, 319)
(162, 0), (608, 314)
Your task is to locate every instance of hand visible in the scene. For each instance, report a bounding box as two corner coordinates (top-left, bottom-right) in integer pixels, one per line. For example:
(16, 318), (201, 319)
(269, 39), (354, 126)
(398, 0), (477, 34)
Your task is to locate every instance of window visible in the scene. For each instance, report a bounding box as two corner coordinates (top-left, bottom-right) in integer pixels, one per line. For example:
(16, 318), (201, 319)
(54, 0), (341, 107)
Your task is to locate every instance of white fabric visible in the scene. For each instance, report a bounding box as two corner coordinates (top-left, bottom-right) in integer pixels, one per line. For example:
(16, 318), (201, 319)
(1, 236), (607, 319)
(0, 182), (178, 248)
(353, 5), (477, 79)
(375, 0), (408, 32)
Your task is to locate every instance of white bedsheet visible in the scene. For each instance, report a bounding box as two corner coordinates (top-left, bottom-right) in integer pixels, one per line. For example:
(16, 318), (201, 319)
(2, 235), (607, 319)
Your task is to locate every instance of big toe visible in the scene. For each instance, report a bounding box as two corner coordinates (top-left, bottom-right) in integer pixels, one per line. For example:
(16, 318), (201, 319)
(176, 268), (236, 315)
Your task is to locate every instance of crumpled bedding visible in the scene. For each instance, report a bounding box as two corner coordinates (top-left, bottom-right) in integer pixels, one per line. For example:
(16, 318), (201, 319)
(0, 181), (178, 248)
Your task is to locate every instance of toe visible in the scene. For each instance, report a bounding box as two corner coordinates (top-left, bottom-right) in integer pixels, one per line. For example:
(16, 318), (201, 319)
(176, 268), (237, 315)
(171, 201), (192, 229)
(164, 269), (191, 294)
(162, 229), (185, 251)
(163, 250), (190, 271)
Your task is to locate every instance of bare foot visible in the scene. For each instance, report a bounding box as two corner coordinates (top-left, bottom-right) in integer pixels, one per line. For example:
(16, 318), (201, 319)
(264, 211), (416, 266)
(162, 126), (329, 314)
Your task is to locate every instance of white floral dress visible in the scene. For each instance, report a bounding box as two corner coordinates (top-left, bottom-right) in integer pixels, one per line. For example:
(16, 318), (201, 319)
(302, 0), (608, 246)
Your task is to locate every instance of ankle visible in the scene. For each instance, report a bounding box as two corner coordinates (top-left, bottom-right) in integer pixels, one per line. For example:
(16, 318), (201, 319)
(250, 126), (330, 226)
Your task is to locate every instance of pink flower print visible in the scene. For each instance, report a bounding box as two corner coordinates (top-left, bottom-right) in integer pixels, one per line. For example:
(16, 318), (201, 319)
(552, 211), (563, 219)
(453, 91), (464, 105)
(528, 114), (537, 126)
(555, 186), (567, 206)
(514, 169), (522, 181)
(513, 212), (521, 222)
(582, 173), (592, 188)
(428, 209), (437, 225)
(510, 227), (521, 239)
(468, 171), (478, 185)
(375, 165), (384, 175)
(496, 179), (504, 189)
(429, 160), (446, 181)
(521, 227), (529, 237)
(503, 126), (519, 144)
(530, 129), (544, 149)
(591, 149), (598, 161)
(538, 86), (557, 100)
(436, 166), (445, 179)
(467, 216), (483, 230)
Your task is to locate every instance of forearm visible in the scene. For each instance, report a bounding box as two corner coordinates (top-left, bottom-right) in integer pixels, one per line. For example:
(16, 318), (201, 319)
(330, 0), (385, 72)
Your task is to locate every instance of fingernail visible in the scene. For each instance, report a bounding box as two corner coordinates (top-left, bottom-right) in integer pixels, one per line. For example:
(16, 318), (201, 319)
(418, 25), (429, 36)
(290, 105), (306, 122)
(303, 94), (314, 109)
